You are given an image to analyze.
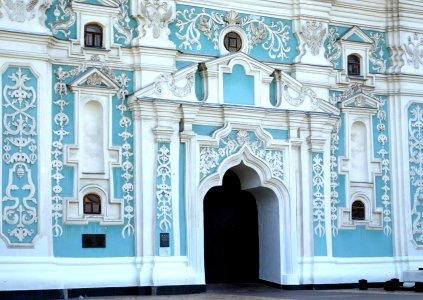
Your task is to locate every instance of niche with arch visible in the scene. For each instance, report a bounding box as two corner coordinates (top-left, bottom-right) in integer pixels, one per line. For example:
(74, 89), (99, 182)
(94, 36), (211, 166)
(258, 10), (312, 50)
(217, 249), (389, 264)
(350, 121), (368, 182)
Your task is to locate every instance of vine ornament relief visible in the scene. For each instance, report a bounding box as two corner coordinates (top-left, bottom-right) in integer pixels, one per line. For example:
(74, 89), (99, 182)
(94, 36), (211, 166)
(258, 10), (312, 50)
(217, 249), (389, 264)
(199, 129), (284, 182)
(175, 8), (291, 60)
(2, 67), (38, 246)
(312, 153), (325, 238)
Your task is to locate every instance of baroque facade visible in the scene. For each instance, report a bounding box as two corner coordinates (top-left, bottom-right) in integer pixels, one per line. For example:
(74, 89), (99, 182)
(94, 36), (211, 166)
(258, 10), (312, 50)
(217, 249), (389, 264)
(1, 0), (423, 295)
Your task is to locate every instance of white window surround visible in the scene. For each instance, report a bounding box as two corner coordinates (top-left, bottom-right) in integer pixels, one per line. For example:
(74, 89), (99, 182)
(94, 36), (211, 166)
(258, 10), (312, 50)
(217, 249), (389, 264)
(219, 26), (250, 56)
(336, 26), (376, 87)
(70, 0), (121, 59)
(62, 69), (124, 225)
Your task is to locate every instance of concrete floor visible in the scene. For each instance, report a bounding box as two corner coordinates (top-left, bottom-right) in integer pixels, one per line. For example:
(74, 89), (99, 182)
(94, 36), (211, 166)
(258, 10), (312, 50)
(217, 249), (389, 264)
(81, 283), (423, 300)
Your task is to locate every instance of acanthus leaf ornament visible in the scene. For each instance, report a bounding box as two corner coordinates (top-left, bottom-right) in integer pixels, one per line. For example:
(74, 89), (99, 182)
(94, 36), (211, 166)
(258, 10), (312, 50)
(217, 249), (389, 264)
(113, 0), (133, 45)
(141, 0), (174, 39)
(369, 32), (387, 73)
(156, 143), (173, 232)
(404, 33), (423, 69)
(302, 21), (327, 56)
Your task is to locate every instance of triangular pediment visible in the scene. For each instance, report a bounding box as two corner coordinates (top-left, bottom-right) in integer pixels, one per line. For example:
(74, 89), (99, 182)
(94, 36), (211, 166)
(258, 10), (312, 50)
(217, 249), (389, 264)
(204, 52), (275, 75)
(69, 67), (120, 90)
(342, 93), (379, 109)
(339, 26), (373, 44)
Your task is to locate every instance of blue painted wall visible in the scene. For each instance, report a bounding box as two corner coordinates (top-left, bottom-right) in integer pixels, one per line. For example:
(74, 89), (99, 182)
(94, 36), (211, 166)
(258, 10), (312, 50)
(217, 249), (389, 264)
(51, 65), (135, 257)
(223, 65), (254, 105)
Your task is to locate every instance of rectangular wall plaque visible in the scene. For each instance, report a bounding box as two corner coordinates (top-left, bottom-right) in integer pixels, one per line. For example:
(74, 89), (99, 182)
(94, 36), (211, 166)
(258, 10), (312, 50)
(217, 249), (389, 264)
(160, 233), (170, 247)
(82, 234), (106, 248)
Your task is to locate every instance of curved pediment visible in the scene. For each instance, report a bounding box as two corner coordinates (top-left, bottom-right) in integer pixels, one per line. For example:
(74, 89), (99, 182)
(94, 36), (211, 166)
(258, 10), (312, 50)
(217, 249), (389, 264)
(130, 52), (339, 115)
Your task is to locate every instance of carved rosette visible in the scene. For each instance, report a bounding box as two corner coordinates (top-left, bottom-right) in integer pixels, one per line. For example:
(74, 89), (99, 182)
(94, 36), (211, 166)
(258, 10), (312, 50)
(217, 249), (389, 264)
(2, 67), (38, 246)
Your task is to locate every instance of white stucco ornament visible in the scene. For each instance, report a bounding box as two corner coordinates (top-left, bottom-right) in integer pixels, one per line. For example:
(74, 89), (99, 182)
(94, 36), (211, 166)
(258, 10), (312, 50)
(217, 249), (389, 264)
(0, 0), (52, 23)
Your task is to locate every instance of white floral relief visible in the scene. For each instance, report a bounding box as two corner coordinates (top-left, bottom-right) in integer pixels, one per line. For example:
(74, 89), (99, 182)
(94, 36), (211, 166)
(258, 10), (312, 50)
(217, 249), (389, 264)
(282, 84), (320, 109)
(330, 119), (341, 236)
(52, 64), (134, 238)
(376, 97), (391, 236)
(312, 153), (325, 238)
(48, 0), (76, 37)
(325, 26), (341, 68)
(2, 68), (38, 245)
(199, 130), (284, 181)
(114, 0), (133, 45)
(369, 32), (387, 73)
(404, 33), (423, 69)
(409, 104), (423, 244)
(156, 144), (172, 232)
(1, 0), (52, 23)
(175, 9), (291, 60)
(154, 73), (194, 98)
(302, 21), (326, 56)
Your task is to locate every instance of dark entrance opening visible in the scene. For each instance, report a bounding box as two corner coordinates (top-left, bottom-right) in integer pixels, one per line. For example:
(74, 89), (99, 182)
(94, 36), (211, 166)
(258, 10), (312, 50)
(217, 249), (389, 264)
(204, 170), (259, 283)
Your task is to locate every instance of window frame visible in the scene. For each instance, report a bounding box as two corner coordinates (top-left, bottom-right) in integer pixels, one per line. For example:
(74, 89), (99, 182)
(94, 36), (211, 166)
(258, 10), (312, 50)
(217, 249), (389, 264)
(351, 200), (365, 221)
(224, 31), (243, 53)
(83, 193), (102, 215)
(84, 23), (103, 48)
(347, 54), (361, 76)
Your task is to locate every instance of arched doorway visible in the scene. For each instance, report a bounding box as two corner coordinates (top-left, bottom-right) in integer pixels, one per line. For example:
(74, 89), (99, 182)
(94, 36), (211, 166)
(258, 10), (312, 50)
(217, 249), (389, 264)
(204, 170), (259, 283)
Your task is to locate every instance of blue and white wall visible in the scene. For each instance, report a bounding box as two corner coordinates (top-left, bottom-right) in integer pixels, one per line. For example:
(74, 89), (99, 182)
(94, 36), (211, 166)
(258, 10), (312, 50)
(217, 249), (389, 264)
(1, 0), (423, 292)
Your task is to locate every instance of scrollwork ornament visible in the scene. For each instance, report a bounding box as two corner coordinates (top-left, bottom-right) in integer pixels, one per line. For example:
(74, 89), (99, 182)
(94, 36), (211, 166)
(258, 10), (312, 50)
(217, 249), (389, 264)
(2, 0), (52, 23)
(175, 8), (291, 60)
(283, 83), (320, 109)
(330, 119), (341, 236)
(409, 104), (423, 244)
(325, 26), (341, 68)
(404, 33), (423, 69)
(48, 0), (75, 38)
(302, 21), (326, 56)
(2, 67), (38, 245)
(154, 73), (194, 98)
(369, 32), (387, 73)
(312, 153), (325, 238)
(156, 144), (173, 232)
(376, 96), (391, 236)
(199, 130), (284, 181)
(114, 0), (133, 45)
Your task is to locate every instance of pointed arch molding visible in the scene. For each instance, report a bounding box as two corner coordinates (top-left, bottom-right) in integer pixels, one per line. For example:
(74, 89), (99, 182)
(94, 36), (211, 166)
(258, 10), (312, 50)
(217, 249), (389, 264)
(1, 65), (39, 247)
(198, 123), (285, 187)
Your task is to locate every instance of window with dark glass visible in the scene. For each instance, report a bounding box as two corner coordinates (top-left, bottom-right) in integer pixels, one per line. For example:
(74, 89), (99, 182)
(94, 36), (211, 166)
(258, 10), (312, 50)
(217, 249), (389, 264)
(84, 23), (103, 48)
(83, 193), (101, 214)
(351, 200), (365, 220)
(224, 32), (242, 52)
(347, 54), (361, 76)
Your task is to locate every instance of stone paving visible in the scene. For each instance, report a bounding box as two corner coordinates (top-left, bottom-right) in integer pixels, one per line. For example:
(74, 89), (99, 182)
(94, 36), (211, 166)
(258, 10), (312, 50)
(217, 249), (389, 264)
(79, 283), (423, 300)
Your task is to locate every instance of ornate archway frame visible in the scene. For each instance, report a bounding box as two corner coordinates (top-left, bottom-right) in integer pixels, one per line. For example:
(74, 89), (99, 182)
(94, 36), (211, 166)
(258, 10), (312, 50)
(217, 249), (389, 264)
(186, 122), (295, 285)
